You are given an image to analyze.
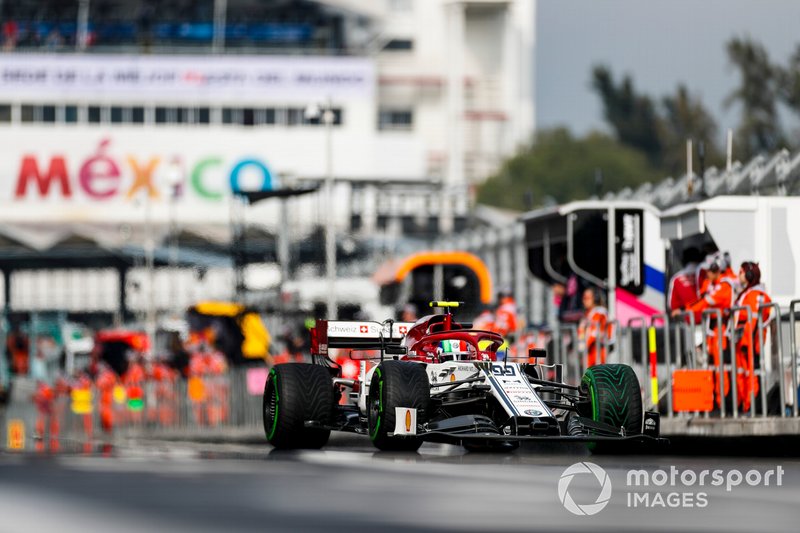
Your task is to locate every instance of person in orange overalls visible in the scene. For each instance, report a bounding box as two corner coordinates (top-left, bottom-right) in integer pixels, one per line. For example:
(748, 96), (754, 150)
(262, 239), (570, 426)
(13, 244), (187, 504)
(733, 262), (772, 413)
(33, 381), (58, 452)
(580, 287), (609, 368)
(493, 290), (519, 339)
(122, 354), (147, 426)
(674, 252), (737, 407)
(188, 343), (209, 426)
(204, 347), (229, 426)
(95, 362), (118, 434)
(8, 330), (29, 375)
(149, 359), (177, 426)
(473, 305), (495, 332)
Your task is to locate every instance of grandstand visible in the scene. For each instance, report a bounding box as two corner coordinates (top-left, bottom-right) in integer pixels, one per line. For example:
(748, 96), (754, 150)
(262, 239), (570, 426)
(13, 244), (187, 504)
(2, 0), (371, 52)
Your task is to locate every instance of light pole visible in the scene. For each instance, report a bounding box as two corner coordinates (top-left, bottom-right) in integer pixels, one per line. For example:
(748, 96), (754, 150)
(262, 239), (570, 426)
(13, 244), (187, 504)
(305, 100), (337, 319)
(163, 158), (183, 313)
(143, 185), (155, 359)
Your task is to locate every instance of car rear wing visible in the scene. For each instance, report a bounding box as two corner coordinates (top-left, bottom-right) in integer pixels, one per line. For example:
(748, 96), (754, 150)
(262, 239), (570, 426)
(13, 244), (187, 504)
(311, 320), (415, 356)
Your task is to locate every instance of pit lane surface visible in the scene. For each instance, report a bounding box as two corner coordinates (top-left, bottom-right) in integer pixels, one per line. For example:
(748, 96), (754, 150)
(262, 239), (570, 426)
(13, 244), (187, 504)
(1, 433), (799, 533)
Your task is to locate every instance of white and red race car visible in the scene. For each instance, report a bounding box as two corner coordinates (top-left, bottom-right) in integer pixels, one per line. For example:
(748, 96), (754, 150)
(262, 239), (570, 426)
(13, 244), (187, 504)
(264, 302), (664, 452)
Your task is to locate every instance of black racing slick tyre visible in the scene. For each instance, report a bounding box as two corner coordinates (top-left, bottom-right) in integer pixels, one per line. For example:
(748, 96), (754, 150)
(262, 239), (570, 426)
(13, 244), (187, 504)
(581, 364), (643, 436)
(263, 363), (334, 450)
(368, 360), (430, 452)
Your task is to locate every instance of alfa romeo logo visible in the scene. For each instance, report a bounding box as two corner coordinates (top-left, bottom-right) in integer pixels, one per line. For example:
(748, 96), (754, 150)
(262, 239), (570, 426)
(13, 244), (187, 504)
(558, 462), (612, 516)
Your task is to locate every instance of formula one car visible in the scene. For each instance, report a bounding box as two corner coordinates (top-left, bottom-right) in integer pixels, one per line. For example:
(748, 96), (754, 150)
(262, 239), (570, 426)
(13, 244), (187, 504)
(263, 302), (664, 452)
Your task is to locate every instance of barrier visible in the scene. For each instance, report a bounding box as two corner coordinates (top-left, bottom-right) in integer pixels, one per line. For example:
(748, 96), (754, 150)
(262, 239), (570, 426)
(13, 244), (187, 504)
(1, 365), (267, 452)
(759, 303), (786, 418)
(650, 314), (671, 417)
(790, 300), (800, 418)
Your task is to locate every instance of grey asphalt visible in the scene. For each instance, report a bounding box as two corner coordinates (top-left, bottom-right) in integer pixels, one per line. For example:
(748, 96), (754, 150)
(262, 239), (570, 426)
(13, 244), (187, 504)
(1, 433), (799, 533)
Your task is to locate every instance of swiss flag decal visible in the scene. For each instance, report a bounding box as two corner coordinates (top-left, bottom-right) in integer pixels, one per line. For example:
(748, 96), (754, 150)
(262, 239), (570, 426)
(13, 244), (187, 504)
(399, 326), (408, 334)
(359, 325), (368, 333)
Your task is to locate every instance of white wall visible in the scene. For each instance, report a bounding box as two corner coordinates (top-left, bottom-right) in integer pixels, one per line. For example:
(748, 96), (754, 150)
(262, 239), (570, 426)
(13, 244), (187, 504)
(377, 0), (537, 183)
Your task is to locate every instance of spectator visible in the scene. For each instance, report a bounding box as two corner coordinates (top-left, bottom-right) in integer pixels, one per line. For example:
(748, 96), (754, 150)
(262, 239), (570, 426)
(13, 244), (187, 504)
(2, 18), (18, 51)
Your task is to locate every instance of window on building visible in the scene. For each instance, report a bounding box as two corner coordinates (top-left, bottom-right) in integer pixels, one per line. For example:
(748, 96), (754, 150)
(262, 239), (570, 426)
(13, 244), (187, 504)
(196, 107), (210, 124)
(21, 105), (34, 123)
(222, 107), (240, 125)
(263, 108), (276, 125)
(384, 39), (413, 51)
(64, 105), (78, 123)
(88, 105), (102, 123)
(110, 106), (125, 123)
(287, 108), (303, 126)
(0, 104), (10, 123)
(131, 106), (145, 124)
(378, 109), (413, 130)
(242, 108), (255, 126)
(41, 105), (56, 123)
(155, 107), (168, 124)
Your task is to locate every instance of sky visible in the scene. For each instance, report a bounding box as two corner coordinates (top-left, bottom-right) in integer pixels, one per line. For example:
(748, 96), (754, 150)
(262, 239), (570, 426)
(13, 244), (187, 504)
(536, 0), (800, 141)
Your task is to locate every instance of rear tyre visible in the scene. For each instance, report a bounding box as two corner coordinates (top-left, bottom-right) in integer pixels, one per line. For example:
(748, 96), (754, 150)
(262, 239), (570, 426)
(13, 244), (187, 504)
(263, 363), (333, 450)
(368, 360), (430, 452)
(580, 364), (643, 435)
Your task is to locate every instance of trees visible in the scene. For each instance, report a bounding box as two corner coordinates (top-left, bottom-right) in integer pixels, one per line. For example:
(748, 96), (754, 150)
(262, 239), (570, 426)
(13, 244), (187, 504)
(591, 67), (663, 166)
(476, 128), (660, 211)
(592, 67), (722, 177)
(776, 44), (800, 130)
(725, 37), (785, 158)
(660, 84), (724, 175)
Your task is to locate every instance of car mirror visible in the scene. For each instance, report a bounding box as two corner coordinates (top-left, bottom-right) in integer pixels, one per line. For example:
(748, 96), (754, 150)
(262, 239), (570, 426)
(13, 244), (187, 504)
(384, 345), (407, 356)
(528, 348), (547, 361)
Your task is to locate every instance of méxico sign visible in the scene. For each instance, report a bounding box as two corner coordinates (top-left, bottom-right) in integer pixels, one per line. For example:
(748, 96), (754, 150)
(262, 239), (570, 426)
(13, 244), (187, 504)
(10, 137), (275, 203)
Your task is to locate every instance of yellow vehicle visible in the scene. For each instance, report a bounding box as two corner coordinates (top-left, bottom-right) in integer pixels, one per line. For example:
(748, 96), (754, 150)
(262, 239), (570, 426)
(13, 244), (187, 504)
(187, 301), (271, 365)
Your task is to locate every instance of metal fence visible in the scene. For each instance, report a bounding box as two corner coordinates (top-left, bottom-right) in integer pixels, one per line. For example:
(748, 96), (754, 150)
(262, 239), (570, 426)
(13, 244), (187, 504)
(513, 304), (800, 420)
(1, 366), (265, 453)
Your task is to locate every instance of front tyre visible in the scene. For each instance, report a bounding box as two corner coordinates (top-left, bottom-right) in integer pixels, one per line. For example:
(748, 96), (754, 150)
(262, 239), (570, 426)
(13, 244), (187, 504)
(263, 363), (333, 450)
(581, 364), (643, 435)
(368, 360), (430, 452)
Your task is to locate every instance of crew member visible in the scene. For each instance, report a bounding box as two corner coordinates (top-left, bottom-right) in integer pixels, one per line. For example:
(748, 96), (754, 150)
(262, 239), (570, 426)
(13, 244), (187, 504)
(473, 305), (495, 332)
(580, 287), (609, 368)
(493, 290), (519, 339)
(400, 303), (418, 323)
(697, 251), (736, 298)
(668, 247), (702, 313)
(733, 262), (771, 413)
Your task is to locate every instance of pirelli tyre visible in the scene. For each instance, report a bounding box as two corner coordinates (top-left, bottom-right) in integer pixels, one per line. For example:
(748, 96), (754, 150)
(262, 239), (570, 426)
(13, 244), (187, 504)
(580, 364), (643, 436)
(263, 363), (334, 450)
(368, 360), (431, 452)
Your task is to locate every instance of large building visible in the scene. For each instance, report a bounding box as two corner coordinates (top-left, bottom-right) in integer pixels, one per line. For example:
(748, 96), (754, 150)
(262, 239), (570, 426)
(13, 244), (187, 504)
(0, 0), (537, 314)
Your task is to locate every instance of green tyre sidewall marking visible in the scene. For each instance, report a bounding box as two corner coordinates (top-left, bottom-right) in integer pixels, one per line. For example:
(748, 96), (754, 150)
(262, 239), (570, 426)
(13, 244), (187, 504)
(582, 369), (599, 451)
(370, 368), (383, 441)
(267, 369), (279, 440)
